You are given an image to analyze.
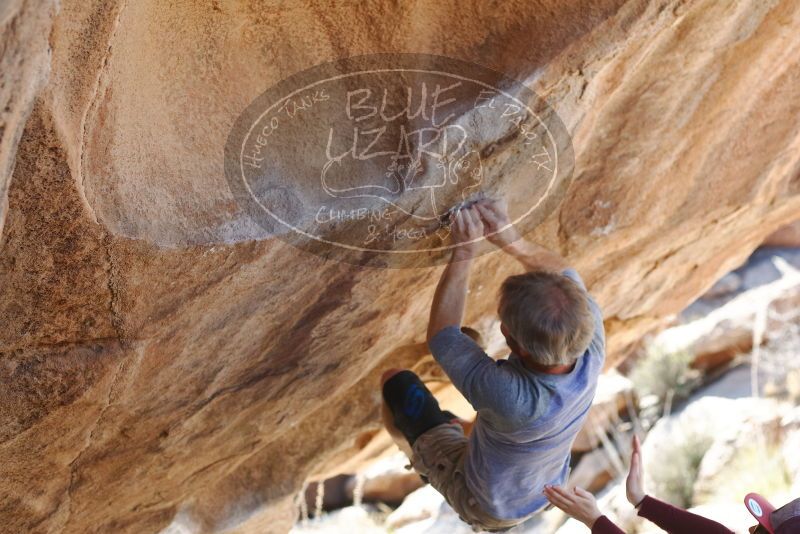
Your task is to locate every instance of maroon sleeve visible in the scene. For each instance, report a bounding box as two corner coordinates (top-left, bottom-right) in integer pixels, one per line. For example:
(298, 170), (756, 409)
(637, 495), (735, 534)
(591, 515), (625, 534)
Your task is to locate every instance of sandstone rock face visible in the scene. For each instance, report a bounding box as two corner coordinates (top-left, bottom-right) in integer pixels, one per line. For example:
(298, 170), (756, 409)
(763, 221), (800, 248)
(0, 0), (58, 236)
(655, 252), (800, 373)
(2, 1), (800, 533)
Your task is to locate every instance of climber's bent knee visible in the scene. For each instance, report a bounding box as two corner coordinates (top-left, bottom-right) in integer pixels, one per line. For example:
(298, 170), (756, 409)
(380, 368), (404, 386)
(382, 370), (453, 446)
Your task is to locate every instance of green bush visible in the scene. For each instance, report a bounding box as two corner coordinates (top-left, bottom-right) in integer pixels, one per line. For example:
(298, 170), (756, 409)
(648, 430), (714, 508)
(630, 343), (698, 402)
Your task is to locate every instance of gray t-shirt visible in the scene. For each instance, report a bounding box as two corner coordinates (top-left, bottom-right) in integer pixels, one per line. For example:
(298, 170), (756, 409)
(428, 269), (605, 520)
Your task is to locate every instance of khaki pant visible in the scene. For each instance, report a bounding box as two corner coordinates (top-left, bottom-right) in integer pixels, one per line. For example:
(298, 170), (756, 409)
(410, 422), (527, 532)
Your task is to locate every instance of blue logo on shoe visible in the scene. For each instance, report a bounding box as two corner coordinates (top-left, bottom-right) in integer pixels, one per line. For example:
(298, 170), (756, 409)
(403, 384), (426, 419)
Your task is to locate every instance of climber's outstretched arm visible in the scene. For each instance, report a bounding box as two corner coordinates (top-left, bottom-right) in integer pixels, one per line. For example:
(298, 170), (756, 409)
(475, 198), (568, 273)
(427, 206), (483, 343)
(502, 239), (568, 273)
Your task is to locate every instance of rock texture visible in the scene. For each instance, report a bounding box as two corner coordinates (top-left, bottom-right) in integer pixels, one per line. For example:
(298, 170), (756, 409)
(763, 220), (800, 248)
(2, 1), (800, 533)
(0, 0), (58, 236)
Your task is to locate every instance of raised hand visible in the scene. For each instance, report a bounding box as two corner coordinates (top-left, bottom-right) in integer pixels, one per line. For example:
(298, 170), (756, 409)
(544, 485), (603, 528)
(474, 198), (520, 248)
(451, 206), (484, 261)
(626, 435), (646, 507)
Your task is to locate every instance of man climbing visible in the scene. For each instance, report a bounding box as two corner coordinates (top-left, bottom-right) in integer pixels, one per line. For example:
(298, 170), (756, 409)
(381, 198), (605, 531)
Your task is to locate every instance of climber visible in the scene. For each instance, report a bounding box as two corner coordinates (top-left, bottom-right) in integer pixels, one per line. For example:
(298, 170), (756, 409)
(381, 197), (605, 531)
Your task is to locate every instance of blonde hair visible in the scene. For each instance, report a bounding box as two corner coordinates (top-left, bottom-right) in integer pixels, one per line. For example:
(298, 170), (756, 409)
(498, 271), (594, 366)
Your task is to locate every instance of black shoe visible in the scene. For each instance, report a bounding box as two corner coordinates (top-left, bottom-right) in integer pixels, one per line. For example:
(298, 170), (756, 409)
(382, 370), (453, 446)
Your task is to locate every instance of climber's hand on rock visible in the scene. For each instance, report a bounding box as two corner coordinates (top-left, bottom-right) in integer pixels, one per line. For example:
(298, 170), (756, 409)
(475, 198), (520, 248)
(451, 206), (483, 261)
(544, 485), (602, 528)
(626, 435), (646, 507)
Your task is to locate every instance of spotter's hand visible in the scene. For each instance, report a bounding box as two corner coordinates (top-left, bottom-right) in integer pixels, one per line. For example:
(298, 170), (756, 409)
(626, 435), (646, 507)
(544, 485), (602, 528)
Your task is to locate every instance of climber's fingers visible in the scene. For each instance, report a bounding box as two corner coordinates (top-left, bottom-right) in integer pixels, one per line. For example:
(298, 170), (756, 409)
(454, 208), (468, 236)
(476, 198), (510, 229)
(463, 206), (483, 237)
(480, 197), (508, 215)
(475, 203), (499, 227)
(452, 209), (471, 246)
